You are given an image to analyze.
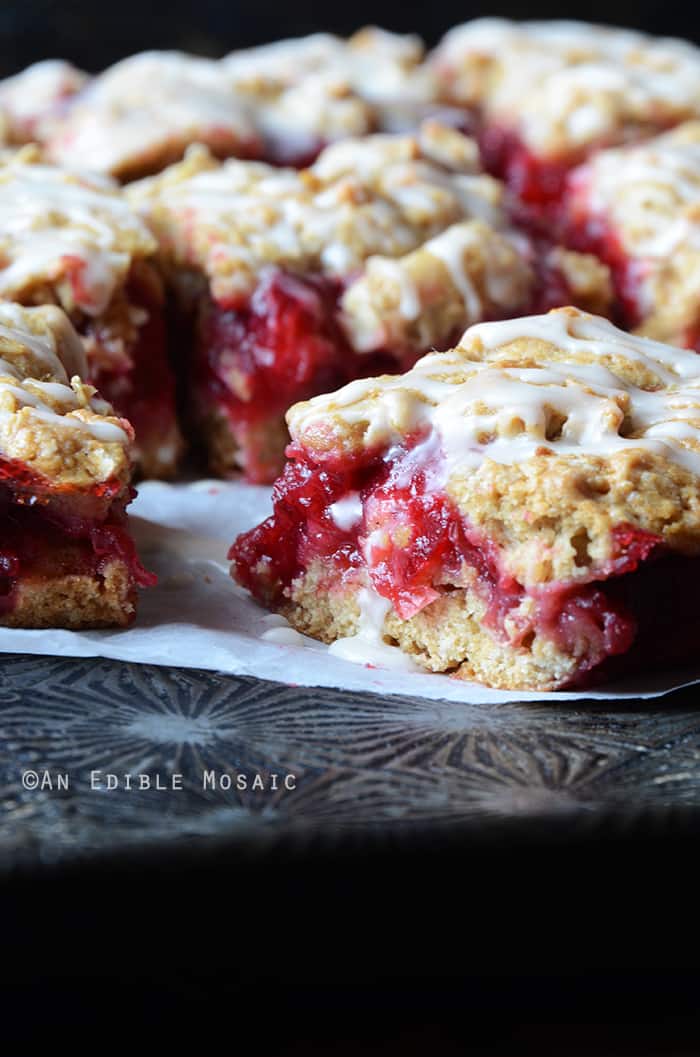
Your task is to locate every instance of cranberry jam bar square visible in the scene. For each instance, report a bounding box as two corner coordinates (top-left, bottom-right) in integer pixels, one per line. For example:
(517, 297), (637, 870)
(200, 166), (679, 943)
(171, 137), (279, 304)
(0, 302), (153, 627)
(0, 147), (183, 477)
(231, 307), (700, 691)
(130, 124), (610, 483)
(561, 121), (700, 351)
(38, 31), (438, 180)
(431, 19), (700, 207)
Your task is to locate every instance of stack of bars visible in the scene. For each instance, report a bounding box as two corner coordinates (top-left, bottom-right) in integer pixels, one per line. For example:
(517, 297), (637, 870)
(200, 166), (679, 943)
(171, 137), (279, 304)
(2, 19), (700, 690)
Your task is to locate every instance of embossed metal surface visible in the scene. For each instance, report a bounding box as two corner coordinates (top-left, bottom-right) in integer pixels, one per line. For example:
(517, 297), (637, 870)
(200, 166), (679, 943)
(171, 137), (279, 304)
(1, 653), (699, 868)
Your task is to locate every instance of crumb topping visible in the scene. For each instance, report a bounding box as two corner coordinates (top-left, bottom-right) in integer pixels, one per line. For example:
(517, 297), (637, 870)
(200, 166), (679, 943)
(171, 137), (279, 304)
(43, 32), (438, 178)
(44, 51), (262, 179)
(0, 59), (87, 142)
(129, 126), (511, 308)
(0, 148), (156, 315)
(432, 18), (700, 158)
(566, 122), (700, 339)
(340, 220), (533, 353)
(0, 302), (131, 486)
(288, 307), (700, 584)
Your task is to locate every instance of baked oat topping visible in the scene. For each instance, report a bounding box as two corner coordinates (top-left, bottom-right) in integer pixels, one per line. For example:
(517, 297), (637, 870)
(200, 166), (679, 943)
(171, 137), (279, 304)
(432, 19), (700, 159)
(0, 148), (156, 315)
(0, 302), (131, 486)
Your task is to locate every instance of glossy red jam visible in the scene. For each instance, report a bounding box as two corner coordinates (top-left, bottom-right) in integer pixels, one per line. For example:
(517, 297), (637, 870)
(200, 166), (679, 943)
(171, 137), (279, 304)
(194, 269), (407, 483)
(196, 252), (608, 486)
(0, 458), (155, 614)
(559, 200), (646, 330)
(230, 437), (698, 686)
(478, 126), (572, 212)
(686, 325), (700, 355)
(84, 270), (180, 469)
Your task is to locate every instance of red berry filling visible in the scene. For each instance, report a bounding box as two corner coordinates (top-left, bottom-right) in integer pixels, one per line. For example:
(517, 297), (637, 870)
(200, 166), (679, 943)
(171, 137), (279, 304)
(559, 190), (646, 330)
(83, 269), (180, 468)
(193, 269), (411, 483)
(478, 126), (572, 212)
(685, 324), (700, 355)
(193, 252), (604, 485)
(0, 454), (155, 615)
(230, 435), (700, 686)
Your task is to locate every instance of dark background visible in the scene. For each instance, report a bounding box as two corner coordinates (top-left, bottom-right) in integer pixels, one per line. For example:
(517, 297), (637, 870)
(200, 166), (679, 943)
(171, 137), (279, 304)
(0, 0), (699, 76)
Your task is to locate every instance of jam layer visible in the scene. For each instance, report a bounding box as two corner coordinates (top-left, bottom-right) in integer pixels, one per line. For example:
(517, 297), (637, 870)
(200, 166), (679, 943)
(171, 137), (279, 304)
(0, 457), (155, 617)
(83, 269), (180, 475)
(231, 440), (698, 687)
(193, 270), (408, 483)
(559, 207), (645, 330)
(478, 126), (572, 212)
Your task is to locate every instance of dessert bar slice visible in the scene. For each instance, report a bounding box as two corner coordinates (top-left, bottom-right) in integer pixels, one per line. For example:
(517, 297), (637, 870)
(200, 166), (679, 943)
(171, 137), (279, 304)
(131, 124), (610, 482)
(43, 52), (264, 182)
(40, 31), (439, 180)
(431, 19), (700, 207)
(0, 147), (183, 477)
(562, 121), (700, 351)
(0, 60), (87, 144)
(231, 307), (700, 691)
(0, 302), (154, 627)
(222, 28), (440, 164)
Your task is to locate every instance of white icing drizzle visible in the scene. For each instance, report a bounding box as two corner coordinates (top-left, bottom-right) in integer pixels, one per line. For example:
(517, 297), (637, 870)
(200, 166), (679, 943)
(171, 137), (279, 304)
(0, 155), (154, 314)
(570, 125), (700, 258)
(133, 126), (506, 299)
(426, 224), (484, 319)
(47, 52), (259, 175)
(289, 308), (700, 480)
(433, 19), (700, 156)
(259, 613), (323, 647)
(45, 32), (435, 176)
(225, 27), (435, 106)
(0, 60), (86, 138)
(0, 304), (128, 444)
(329, 492), (363, 530)
(340, 219), (532, 355)
(328, 586), (422, 671)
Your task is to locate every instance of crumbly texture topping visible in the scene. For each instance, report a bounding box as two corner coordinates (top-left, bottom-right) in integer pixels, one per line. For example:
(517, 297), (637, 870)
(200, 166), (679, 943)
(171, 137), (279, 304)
(566, 121), (700, 341)
(129, 125), (514, 312)
(432, 18), (700, 159)
(42, 32), (437, 179)
(44, 52), (262, 180)
(288, 307), (700, 587)
(224, 27), (434, 105)
(5, 22), (700, 176)
(0, 60), (87, 142)
(0, 302), (131, 487)
(224, 28), (437, 146)
(340, 220), (534, 354)
(0, 147), (156, 316)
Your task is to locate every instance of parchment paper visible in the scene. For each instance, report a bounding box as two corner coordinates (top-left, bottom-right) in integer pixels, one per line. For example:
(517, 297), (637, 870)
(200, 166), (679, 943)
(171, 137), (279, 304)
(1, 479), (698, 703)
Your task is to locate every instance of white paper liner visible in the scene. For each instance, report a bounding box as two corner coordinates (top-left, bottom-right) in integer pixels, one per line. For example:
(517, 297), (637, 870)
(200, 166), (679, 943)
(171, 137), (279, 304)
(1, 479), (698, 703)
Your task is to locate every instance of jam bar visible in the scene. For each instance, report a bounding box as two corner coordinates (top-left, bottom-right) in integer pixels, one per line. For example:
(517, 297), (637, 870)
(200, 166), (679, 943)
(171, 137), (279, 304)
(0, 302), (154, 627)
(41, 31), (440, 179)
(431, 19), (700, 207)
(131, 124), (610, 482)
(561, 121), (700, 351)
(0, 59), (86, 144)
(0, 147), (183, 477)
(231, 307), (700, 690)
(43, 52), (264, 182)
